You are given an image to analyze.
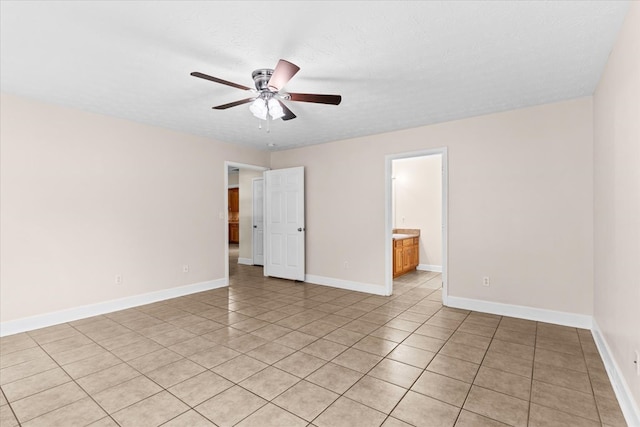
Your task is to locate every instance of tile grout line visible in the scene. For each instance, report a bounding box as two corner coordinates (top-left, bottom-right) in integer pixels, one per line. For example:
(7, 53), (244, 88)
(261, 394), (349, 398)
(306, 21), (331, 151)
(54, 319), (159, 426)
(6, 323), (126, 425)
(187, 276), (437, 425)
(447, 310), (501, 426)
(526, 318), (538, 425)
(115, 274), (441, 425)
(0, 387), (21, 427)
(307, 320), (429, 425)
(256, 290), (441, 425)
(243, 281), (444, 425)
(580, 328), (605, 425)
(2, 269), (622, 427)
(303, 304), (475, 425)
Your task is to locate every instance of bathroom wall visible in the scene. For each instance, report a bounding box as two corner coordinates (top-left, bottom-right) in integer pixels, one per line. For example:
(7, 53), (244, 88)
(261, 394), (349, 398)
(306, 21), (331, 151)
(393, 155), (443, 270)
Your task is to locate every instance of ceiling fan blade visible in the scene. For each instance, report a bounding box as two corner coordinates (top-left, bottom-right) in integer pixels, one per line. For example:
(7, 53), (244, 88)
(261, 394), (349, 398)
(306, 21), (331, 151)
(191, 72), (251, 91)
(213, 97), (255, 110)
(288, 92), (342, 105)
(267, 59), (300, 91)
(277, 100), (297, 121)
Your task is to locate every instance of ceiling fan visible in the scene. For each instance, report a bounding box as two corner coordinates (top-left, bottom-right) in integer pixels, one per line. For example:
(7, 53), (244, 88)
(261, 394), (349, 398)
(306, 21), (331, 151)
(191, 59), (342, 122)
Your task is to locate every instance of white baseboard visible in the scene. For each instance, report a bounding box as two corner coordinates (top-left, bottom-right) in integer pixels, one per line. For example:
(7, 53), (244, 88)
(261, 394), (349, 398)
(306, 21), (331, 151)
(305, 274), (388, 296)
(446, 296), (593, 329)
(237, 257), (253, 266)
(417, 264), (442, 273)
(0, 279), (228, 337)
(592, 320), (640, 427)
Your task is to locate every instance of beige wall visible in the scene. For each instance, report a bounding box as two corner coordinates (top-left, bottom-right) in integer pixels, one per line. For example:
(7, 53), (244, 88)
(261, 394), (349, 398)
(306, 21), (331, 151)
(393, 155), (442, 268)
(0, 93), (269, 323)
(271, 97), (594, 315)
(0, 93), (595, 323)
(593, 1), (640, 409)
(238, 169), (263, 261)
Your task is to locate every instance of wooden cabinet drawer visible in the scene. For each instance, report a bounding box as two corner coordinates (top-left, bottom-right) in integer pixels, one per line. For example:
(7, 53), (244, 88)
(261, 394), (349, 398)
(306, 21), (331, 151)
(394, 240), (403, 248)
(403, 238), (413, 247)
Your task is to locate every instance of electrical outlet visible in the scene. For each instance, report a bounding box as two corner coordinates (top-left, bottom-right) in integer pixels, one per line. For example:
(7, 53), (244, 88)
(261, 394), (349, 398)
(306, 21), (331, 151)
(343, 261), (349, 269)
(483, 276), (490, 287)
(182, 264), (189, 273)
(115, 274), (122, 285)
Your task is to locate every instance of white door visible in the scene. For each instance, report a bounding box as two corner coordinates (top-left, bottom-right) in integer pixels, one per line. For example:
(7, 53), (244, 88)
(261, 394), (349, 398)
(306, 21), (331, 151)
(264, 167), (305, 281)
(252, 178), (264, 266)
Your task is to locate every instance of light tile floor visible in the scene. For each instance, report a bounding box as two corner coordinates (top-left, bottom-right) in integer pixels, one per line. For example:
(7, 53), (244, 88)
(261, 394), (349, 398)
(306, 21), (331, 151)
(0, 246), (627, 426)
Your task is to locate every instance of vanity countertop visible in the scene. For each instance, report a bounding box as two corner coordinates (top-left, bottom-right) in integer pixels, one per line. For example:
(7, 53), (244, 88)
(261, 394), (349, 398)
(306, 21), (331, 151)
(392, 228), (420, 240)
(393, 233), (417, 240)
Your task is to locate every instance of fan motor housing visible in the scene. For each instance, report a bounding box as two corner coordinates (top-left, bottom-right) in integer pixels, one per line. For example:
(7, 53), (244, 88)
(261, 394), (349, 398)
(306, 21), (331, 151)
(252, 69), (274, 91)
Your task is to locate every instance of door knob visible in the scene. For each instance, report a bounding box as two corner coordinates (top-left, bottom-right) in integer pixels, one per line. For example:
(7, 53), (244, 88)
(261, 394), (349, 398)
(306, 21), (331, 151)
(253, 225), (257, 228)
(298, 228), (302, 232)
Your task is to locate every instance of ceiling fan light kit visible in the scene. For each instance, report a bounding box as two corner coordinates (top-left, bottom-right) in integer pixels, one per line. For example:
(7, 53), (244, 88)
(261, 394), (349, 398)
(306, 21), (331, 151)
(191, 59), (342, 126)
(249, 97), (268, 120)
(266, 98), (285, 120)
(248, 91), (286, 121)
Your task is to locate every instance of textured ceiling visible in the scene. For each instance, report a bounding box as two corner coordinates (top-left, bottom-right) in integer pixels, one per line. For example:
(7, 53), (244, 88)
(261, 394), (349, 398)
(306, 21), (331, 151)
(0, 1), (630, 151)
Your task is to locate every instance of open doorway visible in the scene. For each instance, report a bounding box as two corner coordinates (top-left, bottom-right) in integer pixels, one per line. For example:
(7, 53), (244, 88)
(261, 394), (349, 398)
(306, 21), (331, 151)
(224, 162), (269, 284)
(225, 162), (307, 284)
(385, 149), (448, 303)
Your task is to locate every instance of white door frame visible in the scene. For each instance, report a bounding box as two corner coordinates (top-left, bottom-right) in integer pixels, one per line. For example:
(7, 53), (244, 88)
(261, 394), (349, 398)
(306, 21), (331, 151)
(224, 161), (269, 284)
(384, 148), (448, 304)
(251, 177), (265, 266)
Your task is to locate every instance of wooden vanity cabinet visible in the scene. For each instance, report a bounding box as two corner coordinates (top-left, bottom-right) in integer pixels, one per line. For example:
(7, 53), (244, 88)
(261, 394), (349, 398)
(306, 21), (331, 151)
(394, 241), (404, 275)
(393, 237), (419, 278)
(229, 223), (239, 243)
